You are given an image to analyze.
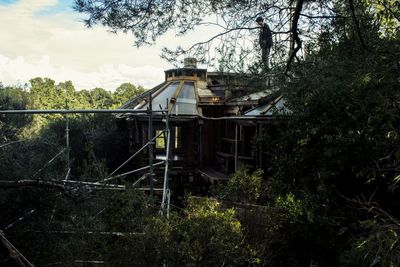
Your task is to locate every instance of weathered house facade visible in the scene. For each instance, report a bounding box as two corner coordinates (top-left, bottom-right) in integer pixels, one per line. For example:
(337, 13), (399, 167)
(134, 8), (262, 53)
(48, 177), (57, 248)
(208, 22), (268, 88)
(117, 58), (286, 196)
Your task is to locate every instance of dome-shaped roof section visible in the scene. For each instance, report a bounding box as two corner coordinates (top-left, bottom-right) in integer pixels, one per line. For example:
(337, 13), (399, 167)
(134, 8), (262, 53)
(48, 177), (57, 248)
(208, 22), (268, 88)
(135, 80), (199, 116)
(164, 56), (207, 82)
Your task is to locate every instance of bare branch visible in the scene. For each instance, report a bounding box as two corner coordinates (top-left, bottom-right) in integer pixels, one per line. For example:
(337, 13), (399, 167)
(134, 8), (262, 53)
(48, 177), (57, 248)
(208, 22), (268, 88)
(348, 0), (369, 50)
(299, 13), (348, 19)
(339, 193), (400, 228)
(185, 27), (259, 52)
(286, 0), (304, 75)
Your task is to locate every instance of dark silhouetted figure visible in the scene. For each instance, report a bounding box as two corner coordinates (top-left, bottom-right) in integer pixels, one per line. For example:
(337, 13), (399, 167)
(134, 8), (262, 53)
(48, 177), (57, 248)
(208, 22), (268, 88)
(256, 16), (273, 68)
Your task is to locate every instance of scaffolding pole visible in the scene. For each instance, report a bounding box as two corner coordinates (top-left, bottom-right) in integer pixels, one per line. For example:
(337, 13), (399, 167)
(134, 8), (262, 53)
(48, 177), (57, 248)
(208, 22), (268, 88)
(1, 100), (171, 210)
(160, 98), (171, 216)
(0, 109), (166, 114)
(0, 231), (34, 267)
(106, 130), (166, 178)
(0, 101), (174, 265)
(101, 161), (165, 183)
(235, 123), (238, 171)
(32, 148), (66, 178)
(65, 98), (70, 171)
(148, 93), (154, 199)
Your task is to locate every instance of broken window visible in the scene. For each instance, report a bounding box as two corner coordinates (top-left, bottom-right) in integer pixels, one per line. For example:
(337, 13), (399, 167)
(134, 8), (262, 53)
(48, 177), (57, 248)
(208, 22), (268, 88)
(155, 130), (166, 149)
(174, 126), (181, 149)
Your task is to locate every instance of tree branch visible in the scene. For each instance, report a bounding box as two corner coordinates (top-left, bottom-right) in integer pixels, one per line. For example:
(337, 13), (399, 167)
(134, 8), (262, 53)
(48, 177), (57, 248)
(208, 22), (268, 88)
(376, 0), (400, 22)
(185, 27), (260, 52)
(286, 0), (304, 75)
(348, 0), (368, 50)
(299, 13), (348, 19)
(172, 27), (290, 58)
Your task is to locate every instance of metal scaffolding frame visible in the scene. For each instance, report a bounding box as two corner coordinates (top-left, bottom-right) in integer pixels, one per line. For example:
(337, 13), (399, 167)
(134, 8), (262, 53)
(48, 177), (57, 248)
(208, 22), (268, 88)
(0, 100), (171, 194)
(0, 93), (173, 265)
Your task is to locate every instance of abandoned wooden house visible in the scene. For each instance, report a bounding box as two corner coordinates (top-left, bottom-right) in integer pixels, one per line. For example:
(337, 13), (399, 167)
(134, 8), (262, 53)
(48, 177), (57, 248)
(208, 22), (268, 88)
(117, 58), (287, 196)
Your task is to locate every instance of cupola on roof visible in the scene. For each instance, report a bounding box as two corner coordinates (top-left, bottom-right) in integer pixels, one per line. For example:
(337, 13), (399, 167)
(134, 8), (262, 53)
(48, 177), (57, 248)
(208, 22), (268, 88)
(130, 58), (206, 116)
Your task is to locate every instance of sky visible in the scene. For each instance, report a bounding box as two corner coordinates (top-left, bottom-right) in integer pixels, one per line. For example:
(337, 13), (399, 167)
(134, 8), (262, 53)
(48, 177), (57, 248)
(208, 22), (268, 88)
(0, 0), (212, 90)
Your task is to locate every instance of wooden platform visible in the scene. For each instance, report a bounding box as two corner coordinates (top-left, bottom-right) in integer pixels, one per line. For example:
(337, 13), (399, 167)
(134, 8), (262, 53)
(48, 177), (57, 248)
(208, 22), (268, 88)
(196, 167), (229, 182)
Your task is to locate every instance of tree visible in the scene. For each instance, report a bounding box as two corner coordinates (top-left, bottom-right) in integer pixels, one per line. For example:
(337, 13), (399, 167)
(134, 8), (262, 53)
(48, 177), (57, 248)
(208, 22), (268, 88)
(74, 0), (399, 73)
(0, 86), (32, 142)
(113, 82), (145, 107)
(254, 3), (400, 265)
(219, 166), (263, 204)
(0, 79), (152, 265)
(168, 196), (259, 266)
(30, 77), (64, 110)
(69, 0), (313, 70)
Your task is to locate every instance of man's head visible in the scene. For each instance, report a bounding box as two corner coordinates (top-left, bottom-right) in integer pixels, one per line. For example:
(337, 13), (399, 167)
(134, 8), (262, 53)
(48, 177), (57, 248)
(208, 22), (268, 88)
(256, 16), (264, 26)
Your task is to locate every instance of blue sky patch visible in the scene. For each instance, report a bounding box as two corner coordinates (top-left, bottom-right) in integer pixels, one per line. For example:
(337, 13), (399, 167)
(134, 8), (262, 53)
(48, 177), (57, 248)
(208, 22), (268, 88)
(37, 0), (75, 16)
(0, 0), (74, 14)
(0, 0), (17, 5)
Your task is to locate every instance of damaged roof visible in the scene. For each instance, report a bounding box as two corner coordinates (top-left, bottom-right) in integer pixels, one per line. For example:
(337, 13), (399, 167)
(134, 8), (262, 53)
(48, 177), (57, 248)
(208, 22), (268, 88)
(244, 95), (290, 116)
(118, 58), (289, 119)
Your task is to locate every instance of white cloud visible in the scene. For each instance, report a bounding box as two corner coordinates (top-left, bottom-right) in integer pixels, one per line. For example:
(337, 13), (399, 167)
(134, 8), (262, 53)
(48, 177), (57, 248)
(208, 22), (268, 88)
(0, 0), (222, 90)
(0, 54), (165, 90)
(0, 0), (170, 90)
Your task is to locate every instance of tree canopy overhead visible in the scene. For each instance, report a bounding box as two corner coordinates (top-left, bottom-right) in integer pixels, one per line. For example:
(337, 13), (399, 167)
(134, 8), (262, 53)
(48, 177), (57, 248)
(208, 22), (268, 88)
(74, 0), (399, 71)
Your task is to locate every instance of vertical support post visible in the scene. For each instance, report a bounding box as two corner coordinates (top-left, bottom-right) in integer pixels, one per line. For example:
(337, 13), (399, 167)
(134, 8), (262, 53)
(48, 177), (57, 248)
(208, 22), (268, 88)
(199, 120), (203, 168)
(148, 93), (154, 199)
(161, 98), (170, 215)
(65, 98), (70, 172)
(258, 123), (263, 167)
(167, 189), (171, 218)
(234, 123), (238, 172)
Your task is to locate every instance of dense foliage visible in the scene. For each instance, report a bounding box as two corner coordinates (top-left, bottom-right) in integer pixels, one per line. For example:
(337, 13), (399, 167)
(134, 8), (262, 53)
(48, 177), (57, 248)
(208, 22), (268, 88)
(0, 79), (258, 266)
(255, 3), (400, 266)
(0, 79), (146, 266)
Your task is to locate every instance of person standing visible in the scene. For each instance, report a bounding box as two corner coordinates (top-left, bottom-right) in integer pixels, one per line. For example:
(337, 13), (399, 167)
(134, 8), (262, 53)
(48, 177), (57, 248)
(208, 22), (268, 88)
(256, 16), (273, 68)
